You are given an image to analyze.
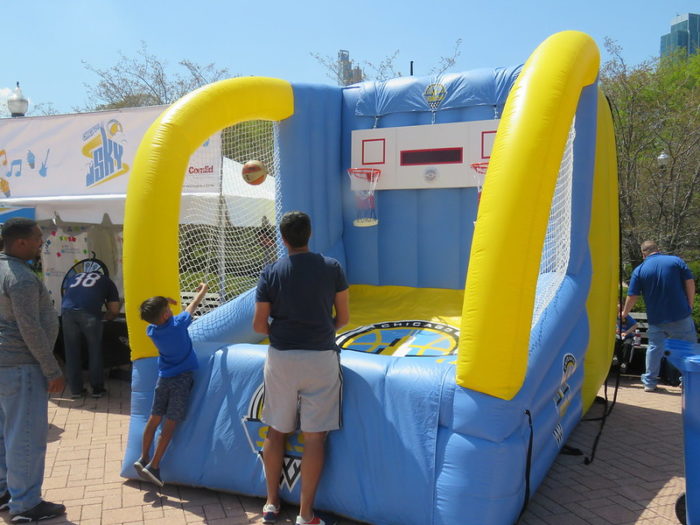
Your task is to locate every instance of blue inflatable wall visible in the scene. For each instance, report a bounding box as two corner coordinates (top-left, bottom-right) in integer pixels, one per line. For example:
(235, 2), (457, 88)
(121, 32), (618, 525)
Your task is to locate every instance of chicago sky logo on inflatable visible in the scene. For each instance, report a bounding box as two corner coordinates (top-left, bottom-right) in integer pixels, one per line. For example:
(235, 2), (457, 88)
(82, 119), (128, 188)
(336, 320), (459, 358)
(423, 83), (447, 110)
(242, 383), (304, 490)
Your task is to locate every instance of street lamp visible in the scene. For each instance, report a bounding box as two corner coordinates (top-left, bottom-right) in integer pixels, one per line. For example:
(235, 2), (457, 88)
(657, 150), (670, 169)
(7, 82), (28, 117)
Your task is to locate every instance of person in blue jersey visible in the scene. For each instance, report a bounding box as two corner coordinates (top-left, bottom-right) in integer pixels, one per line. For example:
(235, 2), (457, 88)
(616, 302), (640, 342)
(616, 304), (640, 370)
(621, 241), (697, 392)
(133, 283), (208, 487)
(253, 211), (349, 525)
(61, 267), (120, 399)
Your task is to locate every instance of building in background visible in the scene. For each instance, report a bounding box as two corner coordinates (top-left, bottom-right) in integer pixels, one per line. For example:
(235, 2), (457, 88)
(338, 50), (364, 86)
(660, 13), (700, 57)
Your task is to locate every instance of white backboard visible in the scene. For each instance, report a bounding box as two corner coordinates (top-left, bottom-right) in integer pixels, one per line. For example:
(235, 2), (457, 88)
(350, 120), (499, 190)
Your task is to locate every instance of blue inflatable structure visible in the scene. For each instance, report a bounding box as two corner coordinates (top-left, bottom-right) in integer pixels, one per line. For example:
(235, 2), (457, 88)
(121, 31), (619, 525)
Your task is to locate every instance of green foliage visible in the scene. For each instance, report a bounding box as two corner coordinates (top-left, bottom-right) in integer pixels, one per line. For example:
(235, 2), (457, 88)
(601, 40), (700, 267)
(221, 120), (274, 162)
(179, 224), (270, 300)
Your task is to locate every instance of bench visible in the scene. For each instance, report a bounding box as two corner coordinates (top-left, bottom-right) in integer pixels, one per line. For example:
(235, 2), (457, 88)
(620, 312), (648, 373)
(620, 312), (692, 385)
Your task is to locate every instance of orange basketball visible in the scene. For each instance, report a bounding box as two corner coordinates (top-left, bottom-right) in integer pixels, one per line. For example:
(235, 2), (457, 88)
(241, 160), (268, 185)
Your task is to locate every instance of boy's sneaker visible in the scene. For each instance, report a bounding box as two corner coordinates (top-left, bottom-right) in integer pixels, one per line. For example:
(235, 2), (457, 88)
(91, 387), (107, 399)
(70, 389), (87, 399)
(141, 464), (164, 487)
(133, 457), (146, 477)
(296, 516), (325, 525)
(262, 503), (280, 523)
(10, 500), (66, 522)
(0, 491), (9, 511)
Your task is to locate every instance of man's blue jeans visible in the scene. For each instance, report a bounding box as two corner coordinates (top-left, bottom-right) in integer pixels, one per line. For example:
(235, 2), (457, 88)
(645, 315), (697, 388)
(62, 309), (104, 395)
(0, 365), (48, 514)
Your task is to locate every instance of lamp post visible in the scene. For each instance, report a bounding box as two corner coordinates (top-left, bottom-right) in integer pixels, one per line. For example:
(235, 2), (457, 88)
(7, 82), (28, 117)
(657, 150), (670, 169)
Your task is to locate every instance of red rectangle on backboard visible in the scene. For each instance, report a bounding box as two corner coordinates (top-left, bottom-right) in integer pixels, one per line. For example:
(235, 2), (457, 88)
(481, 130), (497, 159)
(399, 147), (463, 166)
(362, 138), (386, 165)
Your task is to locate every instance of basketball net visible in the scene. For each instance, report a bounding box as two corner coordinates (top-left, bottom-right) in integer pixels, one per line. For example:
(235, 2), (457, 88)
(470, 162), (488, 205)
(179, 120), (281, 311)
(347, 168), (381, 227)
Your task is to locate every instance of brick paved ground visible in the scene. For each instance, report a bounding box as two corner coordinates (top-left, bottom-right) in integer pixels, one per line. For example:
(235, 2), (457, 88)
(0, 372), (686, 525)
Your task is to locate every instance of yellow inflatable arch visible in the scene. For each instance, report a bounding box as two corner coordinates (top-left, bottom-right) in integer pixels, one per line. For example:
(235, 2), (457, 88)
(457, 31), (618, 402)
(123, 78), (293, 359)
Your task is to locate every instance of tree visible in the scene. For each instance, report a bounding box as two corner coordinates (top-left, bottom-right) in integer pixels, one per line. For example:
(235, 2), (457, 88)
(601, 39), (700, 269)
(81, 42), (232, 111)
(311, 40), (463, 85)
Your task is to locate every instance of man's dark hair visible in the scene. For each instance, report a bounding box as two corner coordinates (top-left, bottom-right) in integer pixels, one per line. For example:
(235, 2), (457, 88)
(279, 211), (311, 248)
(140, 296), (170, 324)
(1, 218), (38, 246)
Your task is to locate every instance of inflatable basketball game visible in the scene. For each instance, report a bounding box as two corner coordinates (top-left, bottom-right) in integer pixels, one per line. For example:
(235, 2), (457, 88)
(121, 31), (618, 525)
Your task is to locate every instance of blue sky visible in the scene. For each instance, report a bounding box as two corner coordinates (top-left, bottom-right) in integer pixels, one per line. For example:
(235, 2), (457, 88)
(1, 0), (697, 116)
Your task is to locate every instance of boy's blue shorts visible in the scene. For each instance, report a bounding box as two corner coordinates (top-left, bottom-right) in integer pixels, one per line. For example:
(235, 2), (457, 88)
(151, 371), (194, 421)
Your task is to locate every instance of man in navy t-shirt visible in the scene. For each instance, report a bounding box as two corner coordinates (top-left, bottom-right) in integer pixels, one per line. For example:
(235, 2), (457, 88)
(61, 269), (120, 398)
(621, 240), (696, 391)
(253, 211), (349, 525)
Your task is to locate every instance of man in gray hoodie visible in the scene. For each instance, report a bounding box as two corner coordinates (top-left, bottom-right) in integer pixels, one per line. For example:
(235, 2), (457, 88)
(0, 218), (66, 523)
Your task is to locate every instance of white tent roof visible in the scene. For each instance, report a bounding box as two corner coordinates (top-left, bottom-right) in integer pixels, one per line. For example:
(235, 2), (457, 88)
(0, 158), (276, 227)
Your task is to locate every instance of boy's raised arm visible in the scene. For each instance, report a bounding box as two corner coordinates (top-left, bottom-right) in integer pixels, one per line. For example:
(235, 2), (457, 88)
(185, 283), (209, 316)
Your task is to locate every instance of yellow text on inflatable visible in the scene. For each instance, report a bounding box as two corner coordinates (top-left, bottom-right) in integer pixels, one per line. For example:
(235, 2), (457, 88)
(457, 31), (600, 400)
(124, 77), (294, 360)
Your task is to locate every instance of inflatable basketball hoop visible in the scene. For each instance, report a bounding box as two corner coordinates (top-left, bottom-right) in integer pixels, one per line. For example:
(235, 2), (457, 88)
(348, 168), (381, 227)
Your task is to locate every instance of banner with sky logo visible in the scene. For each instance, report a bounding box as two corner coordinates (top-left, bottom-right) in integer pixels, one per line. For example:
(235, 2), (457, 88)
(0, 105), (221, 200)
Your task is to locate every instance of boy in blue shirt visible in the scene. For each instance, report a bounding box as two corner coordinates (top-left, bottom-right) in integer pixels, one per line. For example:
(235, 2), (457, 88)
(133, 283), (208, 487)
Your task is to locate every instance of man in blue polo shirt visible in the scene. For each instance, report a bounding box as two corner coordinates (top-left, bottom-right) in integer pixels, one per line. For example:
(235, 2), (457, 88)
(621, 240), (696, 392)
(61, 266), (120, 398)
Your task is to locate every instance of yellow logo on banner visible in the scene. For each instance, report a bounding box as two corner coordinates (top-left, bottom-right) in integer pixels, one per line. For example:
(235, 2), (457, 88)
(82, 119), (129, 188)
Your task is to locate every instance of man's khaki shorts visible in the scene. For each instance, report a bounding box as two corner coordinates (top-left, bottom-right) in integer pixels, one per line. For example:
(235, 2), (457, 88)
(262, 346), (342, 433)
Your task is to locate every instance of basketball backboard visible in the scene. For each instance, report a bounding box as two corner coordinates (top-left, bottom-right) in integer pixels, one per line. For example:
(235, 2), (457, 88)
(350, 120), (499, 190)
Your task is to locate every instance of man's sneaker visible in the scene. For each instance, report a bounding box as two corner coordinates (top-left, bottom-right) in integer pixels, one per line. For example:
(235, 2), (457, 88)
(644, 385), (657, 392)
(262, 503), (280, 523)
(10, 500), (66, 522)
(0, 491), (9, 511)
(70, 388), (87, 399)
(141, 464), (164, 487)
(133, 457), (147, 477)
(296, 515), (325, 525)
(91, 387), (107, 399)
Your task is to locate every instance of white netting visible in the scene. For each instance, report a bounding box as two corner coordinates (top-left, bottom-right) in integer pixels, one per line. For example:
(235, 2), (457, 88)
(531, 119), (575, 328)
(178, 121), (280, 314)
(348, 168), (380, 227)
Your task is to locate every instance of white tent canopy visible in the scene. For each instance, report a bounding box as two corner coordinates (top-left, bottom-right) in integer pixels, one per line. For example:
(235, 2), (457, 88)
(0, 158), (276, 226)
